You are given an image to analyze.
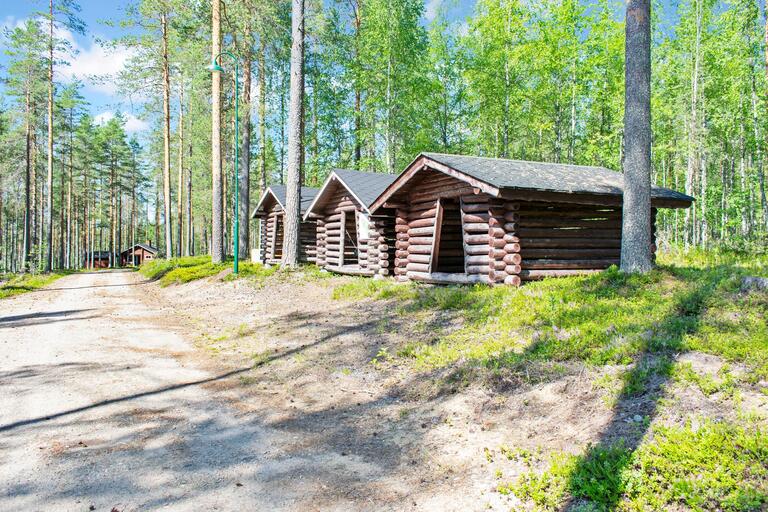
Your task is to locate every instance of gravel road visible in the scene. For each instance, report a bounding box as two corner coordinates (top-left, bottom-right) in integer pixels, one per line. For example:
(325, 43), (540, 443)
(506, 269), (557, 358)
(0, 271), (392, 511)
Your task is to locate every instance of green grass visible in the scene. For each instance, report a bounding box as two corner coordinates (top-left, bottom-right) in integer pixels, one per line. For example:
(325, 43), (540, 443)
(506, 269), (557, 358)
(331, 249), (768, 379)
(0, 271), (69, 299)
(139, 256), (326, 287)
(500, 419), (768, 511)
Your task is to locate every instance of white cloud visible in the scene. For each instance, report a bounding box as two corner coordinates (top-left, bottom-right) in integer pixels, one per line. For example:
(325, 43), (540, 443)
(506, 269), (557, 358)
(56, 27), (136, 96)
(425, 0), (442, 22)
(94, 111), (149, 133)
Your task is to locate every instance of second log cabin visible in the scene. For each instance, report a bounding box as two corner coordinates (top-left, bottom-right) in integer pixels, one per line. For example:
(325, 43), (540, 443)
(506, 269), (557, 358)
(304, 169), (398, 276)
(251, 185), (320, 264)
(369, 153), (694, 286)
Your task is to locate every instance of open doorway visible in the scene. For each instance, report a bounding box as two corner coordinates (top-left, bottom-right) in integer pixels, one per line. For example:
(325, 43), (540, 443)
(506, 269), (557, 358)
(432, 198), (465, 273)
(340, 210), (359, 266)
(272, 215), (283, 259)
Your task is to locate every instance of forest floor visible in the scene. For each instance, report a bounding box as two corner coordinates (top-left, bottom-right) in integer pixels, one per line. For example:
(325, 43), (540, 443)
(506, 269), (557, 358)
(1, 252), (767, 511)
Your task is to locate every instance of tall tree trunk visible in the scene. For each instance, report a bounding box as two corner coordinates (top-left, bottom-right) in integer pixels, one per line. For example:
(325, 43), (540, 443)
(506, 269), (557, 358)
(45, 0), (54, 271)
(154, 185), (160, 251)
(352, 0), (362, 167)
(684, 0), (702, 247)
(66, 108), (73, 268)
(283, 0), (305, 267)
(186, 111), (193, 256)
(211, 0), (224, 263)
(161, 12), (173, 258)
(22, 82), (32, 272)
(620, 0), (653, 273)
(240, 43), (253, 259)
(177, 80), (184, 258)
(258, 36), (267, 192)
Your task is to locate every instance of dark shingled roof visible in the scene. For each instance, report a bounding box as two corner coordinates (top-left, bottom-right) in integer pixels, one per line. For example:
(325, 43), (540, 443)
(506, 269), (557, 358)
(422, 152), (693, 203)
(121, 243), (158, 255)
(329, 169), (399, 209)
(252, 185), (320, 217)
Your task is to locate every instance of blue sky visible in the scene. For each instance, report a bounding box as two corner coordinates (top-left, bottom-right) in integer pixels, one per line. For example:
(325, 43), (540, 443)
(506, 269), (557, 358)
(1, 0), (477, 135)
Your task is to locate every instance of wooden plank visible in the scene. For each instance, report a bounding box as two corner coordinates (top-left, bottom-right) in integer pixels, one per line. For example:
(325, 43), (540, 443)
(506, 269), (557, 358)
(429, 198), (444, 273)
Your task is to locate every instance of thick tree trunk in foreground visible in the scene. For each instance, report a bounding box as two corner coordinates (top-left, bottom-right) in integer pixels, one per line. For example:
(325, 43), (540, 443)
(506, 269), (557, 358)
(621, 0), (653, 273)
(282, 0), (305, 267)
(211, 0), (224, 263)
(161, 12), (173, 258)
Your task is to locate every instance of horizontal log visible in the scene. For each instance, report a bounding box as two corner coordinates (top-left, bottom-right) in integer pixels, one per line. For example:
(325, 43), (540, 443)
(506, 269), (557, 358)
(462, 213), (489, 223)
(408, 254), (431, 264)
(504, 212), (521, 222)
(466, 255), (490, 265)
(465, 244), (491, 255)
(505, 264), (522, 274)
(460, 203), (490, 213)
(408, 227), (435, 237)
(409, 218), (436, 229)
(460, 194), (490, 205)
(395, 225), (409, 234)
(463, 222), (490, 232)
(521, 248), (620, 259)
(504, 243), (521, 253)
(491, 260), (507, 271)
(503, 253), (522, 265)
(466, 264), (490, 275)
(408, 245), (432, 255)
(408, 208), (437, 220)
(465, 234), (489, 245)
(504, 275), (522, 286)
(489, 227), (506, 238)
(406, 271), (491, 285)
(520, 218), (622, 229)
(503, 222), (518, 232)
(488, 217), (504, 228)
(489, 248), (506, 259)
(520, 238), (621, 249)
(396, 217), (408, 225)
(406, 262), (430, 273)
(521, 259), (619, 270)
(518, 228), (621, 239)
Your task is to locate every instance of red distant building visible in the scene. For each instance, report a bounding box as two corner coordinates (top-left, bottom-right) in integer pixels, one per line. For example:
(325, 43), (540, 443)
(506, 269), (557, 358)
(120, 242), (159, 267)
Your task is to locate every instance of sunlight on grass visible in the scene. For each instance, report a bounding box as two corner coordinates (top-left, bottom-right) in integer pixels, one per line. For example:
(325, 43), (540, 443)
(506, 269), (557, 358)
(0, 272), (69, 299)
(499, 419), (768, 511)
(331, 250), (768, 379)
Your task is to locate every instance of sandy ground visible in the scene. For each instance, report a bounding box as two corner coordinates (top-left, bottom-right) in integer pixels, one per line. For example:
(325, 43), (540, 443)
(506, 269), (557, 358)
(0, 271), (407, 511)
(2, 270), (765, 512)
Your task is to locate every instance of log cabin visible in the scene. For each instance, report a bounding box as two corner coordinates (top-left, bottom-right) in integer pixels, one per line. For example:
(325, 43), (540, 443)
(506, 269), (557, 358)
(251, 185), (320, 264)
(303, 169), (398, 277)
(369, 153), (694, 286)
(120, 241), (158, 266)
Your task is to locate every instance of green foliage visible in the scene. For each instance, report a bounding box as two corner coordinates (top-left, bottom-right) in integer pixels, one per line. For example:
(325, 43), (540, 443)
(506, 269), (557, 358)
(0, 272), (69, 299)
(503, 421), (768, 511)
(139, 255), (211, 280)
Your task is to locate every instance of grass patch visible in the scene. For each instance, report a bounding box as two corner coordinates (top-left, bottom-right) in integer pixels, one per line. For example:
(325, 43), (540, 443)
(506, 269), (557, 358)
(0, 271), (69, 299)
(501, 419), (768, 511)
(139, 255), (213, 281)
(331, 249), (768, 379)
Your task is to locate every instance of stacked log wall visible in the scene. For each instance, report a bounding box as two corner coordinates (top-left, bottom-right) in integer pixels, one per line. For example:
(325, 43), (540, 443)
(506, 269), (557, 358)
(370, 215), (395, 277)
(515, 201), (622, 281)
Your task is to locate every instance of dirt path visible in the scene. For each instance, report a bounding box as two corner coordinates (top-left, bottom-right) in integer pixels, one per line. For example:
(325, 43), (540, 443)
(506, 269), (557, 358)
(0, 271), (416, 511)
